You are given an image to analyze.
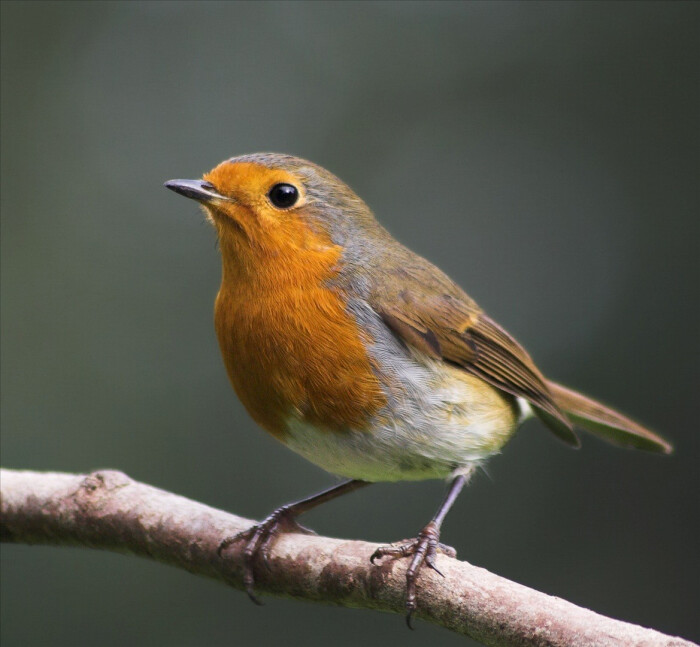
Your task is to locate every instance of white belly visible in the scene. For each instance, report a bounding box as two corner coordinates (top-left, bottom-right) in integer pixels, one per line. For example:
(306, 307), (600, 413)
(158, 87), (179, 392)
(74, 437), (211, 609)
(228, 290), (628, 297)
(284, 354), (522, 482)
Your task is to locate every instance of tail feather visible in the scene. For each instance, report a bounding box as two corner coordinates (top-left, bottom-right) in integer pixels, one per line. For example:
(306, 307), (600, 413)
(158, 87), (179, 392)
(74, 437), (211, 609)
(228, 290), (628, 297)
(546, 380), (672, 454)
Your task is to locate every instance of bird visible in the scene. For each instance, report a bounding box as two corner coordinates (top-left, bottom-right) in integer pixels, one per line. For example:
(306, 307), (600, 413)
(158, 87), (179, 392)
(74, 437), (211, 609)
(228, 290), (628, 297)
(165, 153), (671, 627)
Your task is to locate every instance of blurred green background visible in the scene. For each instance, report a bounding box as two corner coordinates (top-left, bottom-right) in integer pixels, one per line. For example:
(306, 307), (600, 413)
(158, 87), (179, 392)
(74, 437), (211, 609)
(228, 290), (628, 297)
(2, 2), (698, 645)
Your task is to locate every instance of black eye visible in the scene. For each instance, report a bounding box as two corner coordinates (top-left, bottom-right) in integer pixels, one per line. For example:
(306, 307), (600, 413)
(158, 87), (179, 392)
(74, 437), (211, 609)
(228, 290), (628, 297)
(268, 183), (299, 209)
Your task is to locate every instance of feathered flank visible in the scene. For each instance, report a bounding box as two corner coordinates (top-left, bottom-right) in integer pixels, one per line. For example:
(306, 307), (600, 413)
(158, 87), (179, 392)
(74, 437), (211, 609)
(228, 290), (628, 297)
(547, 381), (672, 454)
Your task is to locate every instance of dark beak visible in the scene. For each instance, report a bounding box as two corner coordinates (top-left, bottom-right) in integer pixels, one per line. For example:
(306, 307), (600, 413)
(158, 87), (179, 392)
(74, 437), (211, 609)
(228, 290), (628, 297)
(164, 179), (226, 203)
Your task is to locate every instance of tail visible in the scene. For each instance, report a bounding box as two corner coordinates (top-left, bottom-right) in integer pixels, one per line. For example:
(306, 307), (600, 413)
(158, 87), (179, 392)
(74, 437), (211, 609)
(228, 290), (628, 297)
(546, 380), (673, 454)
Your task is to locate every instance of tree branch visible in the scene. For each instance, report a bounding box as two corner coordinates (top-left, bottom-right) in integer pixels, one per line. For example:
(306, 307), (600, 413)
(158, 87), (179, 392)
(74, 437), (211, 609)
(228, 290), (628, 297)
(0, 468), (692, 646)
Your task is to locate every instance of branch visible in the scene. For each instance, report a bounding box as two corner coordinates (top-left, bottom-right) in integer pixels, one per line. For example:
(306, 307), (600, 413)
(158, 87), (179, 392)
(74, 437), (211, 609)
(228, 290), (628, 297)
(0, 469), (692, 647)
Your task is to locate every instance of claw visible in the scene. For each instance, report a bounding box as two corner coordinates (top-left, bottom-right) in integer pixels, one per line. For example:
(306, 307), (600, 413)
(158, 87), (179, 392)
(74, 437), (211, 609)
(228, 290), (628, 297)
(246, 589), (264, 606)
(406, 610), (415, 630)
(218, 524), (258, 558)
(217, 533), (239, 558)
(424, 553), (445, 577)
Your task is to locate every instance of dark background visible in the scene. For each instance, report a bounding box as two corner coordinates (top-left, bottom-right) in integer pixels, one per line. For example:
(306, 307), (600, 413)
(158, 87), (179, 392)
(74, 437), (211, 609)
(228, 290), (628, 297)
(2, 2), (698, 645)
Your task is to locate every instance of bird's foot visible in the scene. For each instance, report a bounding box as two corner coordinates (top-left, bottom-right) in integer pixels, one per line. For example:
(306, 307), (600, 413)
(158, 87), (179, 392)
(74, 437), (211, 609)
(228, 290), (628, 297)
(218, 505), (316, 605)
(370, 521), (456, 628)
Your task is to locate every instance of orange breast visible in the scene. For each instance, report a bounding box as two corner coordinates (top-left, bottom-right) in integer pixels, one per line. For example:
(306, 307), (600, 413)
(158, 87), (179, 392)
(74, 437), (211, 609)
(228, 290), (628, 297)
(214, 239), (386, 440)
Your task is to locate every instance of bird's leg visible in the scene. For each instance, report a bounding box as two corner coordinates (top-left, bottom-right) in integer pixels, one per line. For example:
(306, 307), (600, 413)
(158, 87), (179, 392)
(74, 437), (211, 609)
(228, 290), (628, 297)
(218, 479), (369, 604)
(370, 473), (468, 628)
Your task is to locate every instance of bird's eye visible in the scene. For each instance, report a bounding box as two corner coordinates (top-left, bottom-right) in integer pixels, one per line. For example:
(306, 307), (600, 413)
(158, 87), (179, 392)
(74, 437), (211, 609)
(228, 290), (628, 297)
(268, 183), (299, 209)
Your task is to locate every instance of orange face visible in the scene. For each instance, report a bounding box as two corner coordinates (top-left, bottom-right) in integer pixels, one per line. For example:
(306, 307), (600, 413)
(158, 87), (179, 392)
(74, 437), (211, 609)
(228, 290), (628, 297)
(203, 161), (308, 236)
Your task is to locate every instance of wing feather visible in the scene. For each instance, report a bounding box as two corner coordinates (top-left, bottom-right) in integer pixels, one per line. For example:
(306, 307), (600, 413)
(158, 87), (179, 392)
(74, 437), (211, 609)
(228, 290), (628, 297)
(375, 290), (579, 446)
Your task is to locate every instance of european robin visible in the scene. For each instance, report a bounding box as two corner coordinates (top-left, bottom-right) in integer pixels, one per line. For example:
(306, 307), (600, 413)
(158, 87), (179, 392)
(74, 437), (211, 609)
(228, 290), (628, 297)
(165, 153), (671, 626)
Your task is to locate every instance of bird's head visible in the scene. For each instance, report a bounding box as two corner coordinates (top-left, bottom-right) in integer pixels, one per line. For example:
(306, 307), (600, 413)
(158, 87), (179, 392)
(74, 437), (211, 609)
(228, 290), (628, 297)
(165, 154), (382, 268)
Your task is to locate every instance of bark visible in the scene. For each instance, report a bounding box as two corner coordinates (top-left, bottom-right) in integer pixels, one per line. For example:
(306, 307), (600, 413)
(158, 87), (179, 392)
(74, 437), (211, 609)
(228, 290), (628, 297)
(0, 468), (693, 646)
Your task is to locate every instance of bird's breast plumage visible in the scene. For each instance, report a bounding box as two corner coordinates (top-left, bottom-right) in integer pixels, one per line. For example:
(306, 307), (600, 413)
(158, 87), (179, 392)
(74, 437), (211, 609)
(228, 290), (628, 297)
(213, 241), (387, 440)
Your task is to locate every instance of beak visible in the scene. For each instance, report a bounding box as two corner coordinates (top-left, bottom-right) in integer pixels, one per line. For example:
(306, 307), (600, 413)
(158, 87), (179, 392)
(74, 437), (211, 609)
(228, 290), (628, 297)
(164, 179), (227, 203)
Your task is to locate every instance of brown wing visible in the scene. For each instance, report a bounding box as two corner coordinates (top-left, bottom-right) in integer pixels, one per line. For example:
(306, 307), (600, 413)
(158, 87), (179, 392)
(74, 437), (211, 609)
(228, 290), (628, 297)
(376, 289), (579, 447)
